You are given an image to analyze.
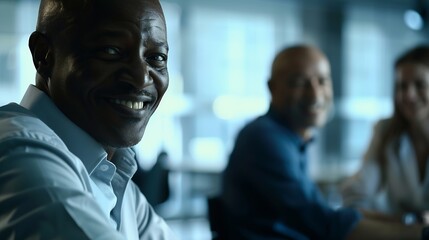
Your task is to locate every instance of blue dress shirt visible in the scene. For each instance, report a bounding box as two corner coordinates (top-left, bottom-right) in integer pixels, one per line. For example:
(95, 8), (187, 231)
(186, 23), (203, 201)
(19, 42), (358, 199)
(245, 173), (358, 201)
(221, 107), (361, 240)
(0, 85), (176, 239)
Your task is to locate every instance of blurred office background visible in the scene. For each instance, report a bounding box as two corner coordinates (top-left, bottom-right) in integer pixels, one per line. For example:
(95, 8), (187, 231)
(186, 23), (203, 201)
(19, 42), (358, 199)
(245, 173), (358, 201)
(1, 0), (428, 239)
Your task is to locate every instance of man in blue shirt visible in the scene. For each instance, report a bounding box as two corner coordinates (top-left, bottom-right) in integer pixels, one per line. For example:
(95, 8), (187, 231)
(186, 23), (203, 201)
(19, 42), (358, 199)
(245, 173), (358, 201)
(221, 45), (424, 239)
(0, 0), (175, 239)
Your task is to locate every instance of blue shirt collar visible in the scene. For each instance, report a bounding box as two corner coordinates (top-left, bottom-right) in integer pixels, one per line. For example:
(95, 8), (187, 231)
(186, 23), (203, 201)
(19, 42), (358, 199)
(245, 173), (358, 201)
(20, 85), (107, 174)
(266, 105), (314, 153)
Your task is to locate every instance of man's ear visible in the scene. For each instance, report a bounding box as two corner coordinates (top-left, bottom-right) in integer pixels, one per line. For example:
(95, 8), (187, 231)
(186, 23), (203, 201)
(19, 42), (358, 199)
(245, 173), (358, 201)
(29, 31), (53, 79)
(267, 78), (274, 93)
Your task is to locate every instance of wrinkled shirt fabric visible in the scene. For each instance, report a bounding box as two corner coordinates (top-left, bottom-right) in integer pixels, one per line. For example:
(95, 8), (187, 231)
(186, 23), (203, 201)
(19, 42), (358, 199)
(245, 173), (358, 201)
(0, 85), (176, 240)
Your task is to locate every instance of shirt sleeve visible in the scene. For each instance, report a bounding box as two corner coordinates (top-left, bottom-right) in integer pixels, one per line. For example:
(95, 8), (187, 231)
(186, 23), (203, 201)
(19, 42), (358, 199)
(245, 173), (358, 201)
(132, 182), (177, 240)
(341, 159), (383, 209)
(233, 124), (361, 240)
(341, 120), (385, 210)
(0, 137), (126, 240)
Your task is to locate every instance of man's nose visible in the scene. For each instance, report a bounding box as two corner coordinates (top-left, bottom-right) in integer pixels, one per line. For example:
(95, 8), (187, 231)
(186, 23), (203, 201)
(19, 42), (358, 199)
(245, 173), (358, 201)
(305, 78), (323, 101)
(403, 85), (418, 102)
(120, 54), (152, 90)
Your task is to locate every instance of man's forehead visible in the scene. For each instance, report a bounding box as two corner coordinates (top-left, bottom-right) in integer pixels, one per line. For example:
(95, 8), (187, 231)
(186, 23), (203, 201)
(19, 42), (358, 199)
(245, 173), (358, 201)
(39, 0), (163, 21)
(87, 0), (164, 21)
(78, 1), (166, 32)
(276, 49), (327, 68)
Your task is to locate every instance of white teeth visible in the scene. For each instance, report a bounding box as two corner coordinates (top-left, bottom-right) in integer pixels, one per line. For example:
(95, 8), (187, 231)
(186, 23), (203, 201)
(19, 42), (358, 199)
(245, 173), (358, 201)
(111, 99), (145, 110)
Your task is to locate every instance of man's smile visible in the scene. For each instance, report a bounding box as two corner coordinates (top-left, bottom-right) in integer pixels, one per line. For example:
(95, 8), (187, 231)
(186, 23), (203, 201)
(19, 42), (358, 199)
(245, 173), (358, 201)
(109, 99), (145, 110)
(104, 95), (154, 118)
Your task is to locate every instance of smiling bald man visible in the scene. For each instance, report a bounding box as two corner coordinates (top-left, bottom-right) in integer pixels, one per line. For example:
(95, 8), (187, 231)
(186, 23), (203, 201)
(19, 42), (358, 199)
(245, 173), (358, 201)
(220, 45), (424, 240)
(0, 0), (175, 239)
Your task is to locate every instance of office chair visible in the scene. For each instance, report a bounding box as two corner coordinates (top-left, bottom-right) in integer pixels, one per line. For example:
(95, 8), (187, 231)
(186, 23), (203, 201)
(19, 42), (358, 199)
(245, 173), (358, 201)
(207, 196), (229, 240)
(132, 151), (170, 206)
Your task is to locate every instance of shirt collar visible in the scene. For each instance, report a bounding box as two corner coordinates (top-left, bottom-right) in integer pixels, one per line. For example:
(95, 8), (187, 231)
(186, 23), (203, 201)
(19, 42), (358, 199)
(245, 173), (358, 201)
(266, 105), (314, 153)
(20, 85), (107, 174)
(111, 147), (138, 178)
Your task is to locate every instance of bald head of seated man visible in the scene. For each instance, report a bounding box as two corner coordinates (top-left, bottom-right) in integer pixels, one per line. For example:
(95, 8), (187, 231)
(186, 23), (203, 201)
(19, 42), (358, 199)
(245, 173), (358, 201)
(221, 44), (424, 240)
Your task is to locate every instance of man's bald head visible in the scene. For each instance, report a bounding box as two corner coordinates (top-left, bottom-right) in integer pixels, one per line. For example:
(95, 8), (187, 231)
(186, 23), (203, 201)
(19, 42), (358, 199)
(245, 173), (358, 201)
(270, 45), (328, 81)
(36, 0), (90, 35)
(36, 0), (164, 36)
(268, 44), (333, 139)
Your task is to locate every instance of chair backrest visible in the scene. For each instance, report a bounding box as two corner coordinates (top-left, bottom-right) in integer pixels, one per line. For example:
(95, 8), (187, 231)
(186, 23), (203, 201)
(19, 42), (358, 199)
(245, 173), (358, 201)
(132, 151), (170, 206)
(207, 196), (228, 240)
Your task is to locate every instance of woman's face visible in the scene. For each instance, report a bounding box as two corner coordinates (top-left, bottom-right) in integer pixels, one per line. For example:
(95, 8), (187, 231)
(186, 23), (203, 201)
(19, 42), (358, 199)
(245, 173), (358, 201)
(395, 62), (429, 122)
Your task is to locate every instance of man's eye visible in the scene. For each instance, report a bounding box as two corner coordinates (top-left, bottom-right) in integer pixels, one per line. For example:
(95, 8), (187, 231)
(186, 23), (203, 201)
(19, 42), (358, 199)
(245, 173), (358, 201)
(397, 82), (408, 91)
(416, 80), (428, 89)
(93, 46), (122, 61)
(289, 78), (306, 87)
(146, 54), (168, 68)
(104, 47), (120, 55)
(148, 54), (167, 62)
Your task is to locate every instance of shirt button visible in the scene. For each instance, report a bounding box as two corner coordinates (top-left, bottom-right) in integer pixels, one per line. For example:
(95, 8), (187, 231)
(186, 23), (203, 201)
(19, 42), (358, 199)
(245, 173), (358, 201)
(99, 164), (109, 172)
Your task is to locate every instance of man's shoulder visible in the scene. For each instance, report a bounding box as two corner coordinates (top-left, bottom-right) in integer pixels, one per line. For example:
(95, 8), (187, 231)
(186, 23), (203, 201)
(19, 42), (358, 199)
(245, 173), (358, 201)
(233, 114), (295, 151)
(238, 114), (287, 140)
(0, 102), (35, 116)
(0, 102), (49, 132)
(0, 103), (65, 148)
(241, 114), (277, 131)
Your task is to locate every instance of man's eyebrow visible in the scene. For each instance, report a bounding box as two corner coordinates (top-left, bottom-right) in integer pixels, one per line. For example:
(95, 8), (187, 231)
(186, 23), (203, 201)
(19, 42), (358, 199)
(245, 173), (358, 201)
(143, 32), (168, 50)
(151, 40), (169, 50)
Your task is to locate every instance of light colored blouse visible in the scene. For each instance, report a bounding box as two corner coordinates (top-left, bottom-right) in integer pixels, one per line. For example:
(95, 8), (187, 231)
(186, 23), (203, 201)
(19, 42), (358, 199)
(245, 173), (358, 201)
(341, 118), (429, 214)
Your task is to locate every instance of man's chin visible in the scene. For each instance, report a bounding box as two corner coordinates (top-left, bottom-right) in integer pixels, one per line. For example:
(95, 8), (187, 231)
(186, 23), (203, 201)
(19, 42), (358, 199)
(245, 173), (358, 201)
(305, 116), (328, 128)
(101, 135), (144, 149)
